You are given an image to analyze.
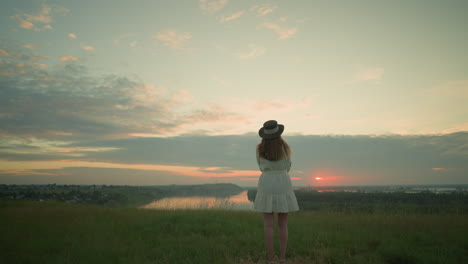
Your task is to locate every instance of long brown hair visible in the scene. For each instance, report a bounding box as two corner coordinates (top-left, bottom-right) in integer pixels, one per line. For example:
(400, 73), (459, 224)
(256, 137), (291, 161)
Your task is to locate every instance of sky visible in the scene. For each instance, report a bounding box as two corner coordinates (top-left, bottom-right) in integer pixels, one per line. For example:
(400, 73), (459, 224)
(0, 0), (467, 187)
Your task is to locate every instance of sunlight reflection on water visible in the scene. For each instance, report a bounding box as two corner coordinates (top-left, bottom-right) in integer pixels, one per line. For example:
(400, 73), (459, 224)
(141, 190), (254, 210)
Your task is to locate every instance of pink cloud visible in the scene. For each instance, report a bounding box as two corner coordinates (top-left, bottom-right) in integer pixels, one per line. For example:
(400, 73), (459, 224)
(81, 45), (95, 51)
(11, 4), (68, 31)
(0, 49), (11, 57)
(155, 29), (192, 50)
(15, 18), (34, 30)
(199, 0), (228, 13)
(58, 56), (78, 61)
(218, 11), (244, 23)
(23, 43), (40, 49)
(249, 5), (277, 16)
(258, 22), (297, 39)
(235, 43), (266, 59)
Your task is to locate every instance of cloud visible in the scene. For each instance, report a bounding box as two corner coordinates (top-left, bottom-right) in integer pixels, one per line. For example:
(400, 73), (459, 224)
(0, 41), (251, 141)
(199, 0), (228, 13)
(58, 56), (78, 61)
(1, 133), (467, 186)
(0, 49), (11, 57)
(442, 122), (468, 134)
(218, 11), (244, 23)
(23, 44), (40, 50)
(0, 136), (119, 158)
(15, 18), (35, 30)
(68, 33), (77, 39)
(0, 159), (260, 180)
(235, 43), (266, 59)
(81, 45), (95, 51)
(0, 42), (49, 76)
(129, 41), (137, 47)
(258, 22), (297, 39)
(10, 4), (69, 31)
(155, 29), (192, 50)
(250, 5), (277, 16)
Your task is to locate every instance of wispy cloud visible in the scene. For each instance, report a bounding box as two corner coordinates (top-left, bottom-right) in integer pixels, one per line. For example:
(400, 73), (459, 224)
(68, 33), (77, 39)
(10, 4), (69, 31)
(218, 11), (244, 23)
(235, 43), (266, 59)
(199, 0), (228, 13)
(0, 159), (260, 179)
(0, 136), (118, 158)
(15, 17), (35, 30)
(258, 22), (297, 39)
(250, 5), (277, 17)
(0, 49), (11, 57)
(81, 44), (95, 51)
(155, 29), (192, 50)
(58, 56), (78, 61)
(23, 44), (39, 50)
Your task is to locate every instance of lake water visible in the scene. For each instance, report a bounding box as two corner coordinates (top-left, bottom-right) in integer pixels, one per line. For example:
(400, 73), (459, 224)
(141, 190), (254, 210)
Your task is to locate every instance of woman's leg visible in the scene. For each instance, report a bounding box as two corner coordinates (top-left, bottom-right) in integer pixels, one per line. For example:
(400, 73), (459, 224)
(277, 212), (289, 261)
(263, 212), (275, 261)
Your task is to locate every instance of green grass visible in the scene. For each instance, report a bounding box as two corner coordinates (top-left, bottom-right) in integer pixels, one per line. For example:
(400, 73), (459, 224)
(1, 200), (467, 264)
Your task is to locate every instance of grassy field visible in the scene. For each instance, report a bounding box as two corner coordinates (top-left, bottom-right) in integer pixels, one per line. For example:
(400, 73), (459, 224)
(1, 200), (467, 264)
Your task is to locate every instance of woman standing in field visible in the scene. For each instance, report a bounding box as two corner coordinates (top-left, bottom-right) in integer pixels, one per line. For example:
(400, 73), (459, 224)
(254, 120), (299, 264)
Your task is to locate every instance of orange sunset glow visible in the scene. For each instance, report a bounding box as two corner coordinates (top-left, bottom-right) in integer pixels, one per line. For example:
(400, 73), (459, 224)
(308, 169), (348, 186)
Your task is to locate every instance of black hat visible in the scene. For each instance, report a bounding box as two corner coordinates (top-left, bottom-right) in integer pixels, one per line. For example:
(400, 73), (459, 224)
(258, 120), (284, 139)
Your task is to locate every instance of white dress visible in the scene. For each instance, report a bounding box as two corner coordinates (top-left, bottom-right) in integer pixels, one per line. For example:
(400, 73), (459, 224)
(254, 155), (300, 213)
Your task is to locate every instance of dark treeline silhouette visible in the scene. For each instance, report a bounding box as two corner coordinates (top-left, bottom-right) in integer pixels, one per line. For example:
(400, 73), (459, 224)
(0, 183), (244, 207)
(248, 189), (468, 214)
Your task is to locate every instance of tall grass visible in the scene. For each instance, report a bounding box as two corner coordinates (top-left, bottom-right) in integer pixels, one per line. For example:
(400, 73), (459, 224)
(1, 200), (467, 263)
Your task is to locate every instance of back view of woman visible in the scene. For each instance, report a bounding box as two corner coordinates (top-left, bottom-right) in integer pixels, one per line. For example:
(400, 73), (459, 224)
(254, 120), (299, 264)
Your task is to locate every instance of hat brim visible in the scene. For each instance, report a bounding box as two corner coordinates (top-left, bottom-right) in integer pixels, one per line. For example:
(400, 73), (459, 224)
(259, 124), (284, 139)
